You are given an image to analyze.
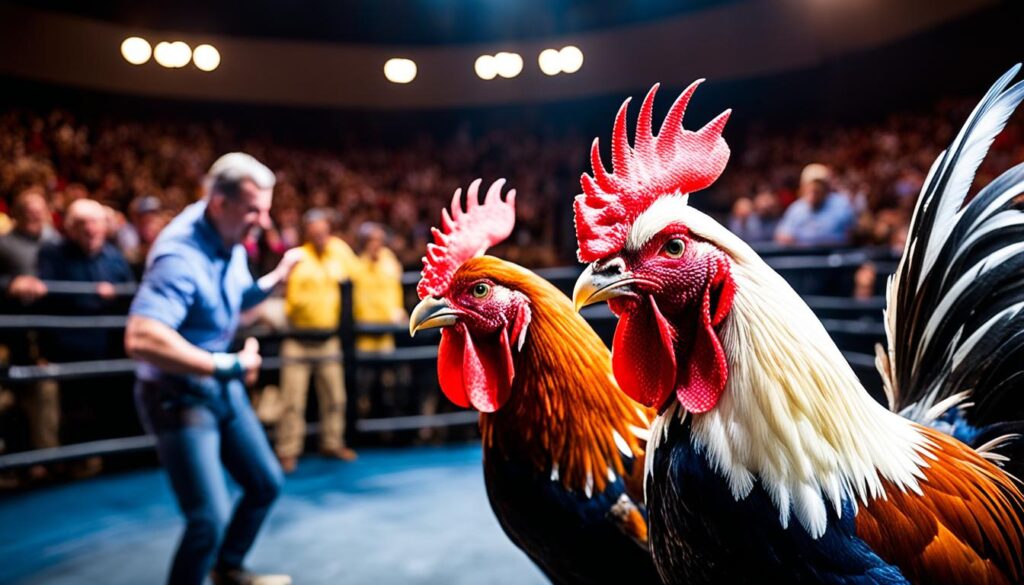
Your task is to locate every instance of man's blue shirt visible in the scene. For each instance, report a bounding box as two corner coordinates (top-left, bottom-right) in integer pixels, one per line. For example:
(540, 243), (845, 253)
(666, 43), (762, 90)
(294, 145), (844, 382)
(130, 200), (269, 355)
(775, 193), (856, 246)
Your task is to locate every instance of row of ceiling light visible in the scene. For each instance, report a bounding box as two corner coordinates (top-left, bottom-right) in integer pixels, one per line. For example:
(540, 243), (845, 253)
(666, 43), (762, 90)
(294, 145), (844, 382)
(383, 46), (584, 84)
(120, 37), (221, 71)
(120, 37), (581, 82)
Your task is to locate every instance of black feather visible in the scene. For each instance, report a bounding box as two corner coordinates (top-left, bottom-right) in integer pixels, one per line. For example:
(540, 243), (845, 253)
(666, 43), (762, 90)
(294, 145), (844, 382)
(883, 65), (1024, 444)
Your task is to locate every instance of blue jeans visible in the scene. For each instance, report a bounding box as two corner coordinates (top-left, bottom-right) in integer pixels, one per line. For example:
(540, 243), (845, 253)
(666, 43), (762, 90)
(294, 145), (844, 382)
(135, 376), (284, 585)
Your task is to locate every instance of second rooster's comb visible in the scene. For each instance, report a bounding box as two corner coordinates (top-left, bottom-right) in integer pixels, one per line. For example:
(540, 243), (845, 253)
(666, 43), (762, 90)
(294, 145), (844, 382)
(574, 80), (731, 263)
(417, 178), (516, 299)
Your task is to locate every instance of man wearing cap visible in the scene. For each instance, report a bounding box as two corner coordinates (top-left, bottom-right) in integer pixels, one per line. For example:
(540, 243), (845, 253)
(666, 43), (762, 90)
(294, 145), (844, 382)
(118, 195), (167, 277)
(275, 208), (359, 473)
(124, 153), (300, 585)
(774, 163), (856, 247)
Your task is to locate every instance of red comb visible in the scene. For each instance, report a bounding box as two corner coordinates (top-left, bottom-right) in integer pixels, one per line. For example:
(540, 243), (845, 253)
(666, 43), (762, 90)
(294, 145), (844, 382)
(574, 80), (731, 262)
(417, 178), (517, 299)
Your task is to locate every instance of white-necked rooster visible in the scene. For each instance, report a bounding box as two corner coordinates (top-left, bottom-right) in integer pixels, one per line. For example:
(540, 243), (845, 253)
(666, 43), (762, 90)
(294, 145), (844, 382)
(409, 179), (660, 584)
(572, 69), (1024, 584)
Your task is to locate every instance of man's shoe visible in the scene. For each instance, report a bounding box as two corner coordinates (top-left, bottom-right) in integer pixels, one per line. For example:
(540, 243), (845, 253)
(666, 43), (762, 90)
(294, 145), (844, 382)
(211, 567), (292, 585)
(278, 456), (298, 474)
(320, 446), (358, 461)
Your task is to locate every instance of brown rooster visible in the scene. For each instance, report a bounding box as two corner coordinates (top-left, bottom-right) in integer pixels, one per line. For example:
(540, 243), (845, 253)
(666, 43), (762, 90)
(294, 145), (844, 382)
(409, 179), (659, 584)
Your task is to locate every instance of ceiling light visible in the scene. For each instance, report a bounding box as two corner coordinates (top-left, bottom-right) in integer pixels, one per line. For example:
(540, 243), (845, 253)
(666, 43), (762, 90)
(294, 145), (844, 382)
(384, 58), (417, 83)
(538, 49), (561, 76)
(170, 42), (192, 68)
(193, 44), (220, 72)
(495, 52), (523, 79)
(475, 55), (498, 80)
(559, 46), (584, 74)
(120, 37), (151, 65)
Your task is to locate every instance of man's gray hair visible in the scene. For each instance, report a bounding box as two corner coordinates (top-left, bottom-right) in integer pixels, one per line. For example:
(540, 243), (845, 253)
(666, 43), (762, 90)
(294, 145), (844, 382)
(64, 198), (105, 229)
(302, 207), (335, 225)
(205, 152), (276, 199)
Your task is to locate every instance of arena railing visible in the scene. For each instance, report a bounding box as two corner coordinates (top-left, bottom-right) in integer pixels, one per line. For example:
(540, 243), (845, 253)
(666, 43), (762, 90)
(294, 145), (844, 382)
(0, 249), (891, 470)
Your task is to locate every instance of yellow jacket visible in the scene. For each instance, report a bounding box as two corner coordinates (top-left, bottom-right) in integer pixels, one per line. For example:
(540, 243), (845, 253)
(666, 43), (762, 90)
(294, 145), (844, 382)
(351, 247), (405, 352)
(284, 237), (359, 330)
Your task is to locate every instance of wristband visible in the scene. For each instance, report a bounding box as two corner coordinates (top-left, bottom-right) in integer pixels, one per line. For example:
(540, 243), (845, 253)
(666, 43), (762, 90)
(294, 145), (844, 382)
(212, 352), (244, 379)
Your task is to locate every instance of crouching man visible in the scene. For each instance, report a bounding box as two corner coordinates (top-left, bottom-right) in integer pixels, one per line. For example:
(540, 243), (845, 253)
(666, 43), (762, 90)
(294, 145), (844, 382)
(125, 153), (300, 585)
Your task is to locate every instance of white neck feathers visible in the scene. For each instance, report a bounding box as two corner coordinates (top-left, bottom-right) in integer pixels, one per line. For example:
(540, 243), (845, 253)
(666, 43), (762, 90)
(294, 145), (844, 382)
(649, 208), (933, 539)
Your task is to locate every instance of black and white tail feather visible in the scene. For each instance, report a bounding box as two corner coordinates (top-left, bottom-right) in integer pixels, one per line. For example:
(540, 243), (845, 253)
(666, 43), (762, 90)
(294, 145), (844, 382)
(877, 64), (1024, 466)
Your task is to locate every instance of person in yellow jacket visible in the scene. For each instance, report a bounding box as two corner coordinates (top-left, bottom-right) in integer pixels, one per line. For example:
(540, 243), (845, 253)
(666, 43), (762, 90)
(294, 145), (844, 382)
(351, 222), (407, 353)
(349, 222), (410, 423)
(276, 208), (359, 472)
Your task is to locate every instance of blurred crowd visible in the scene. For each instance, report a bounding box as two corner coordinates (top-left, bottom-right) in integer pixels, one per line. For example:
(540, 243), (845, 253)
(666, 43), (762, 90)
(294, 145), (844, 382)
(721, 96), (1024, 251)
(2, 93), (1020, 276)
(0, 108), (579, 280)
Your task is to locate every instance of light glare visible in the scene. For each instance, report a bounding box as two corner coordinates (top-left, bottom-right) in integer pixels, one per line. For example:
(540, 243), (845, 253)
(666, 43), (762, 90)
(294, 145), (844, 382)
(559, 46), (584, 74)
(538, 49), (561, 76)
(193, 44), (220, 72)
(384, 58), (417, 83)
(170, 42), (192, 68)
(475, 55), (498, 80)
(155, 41), (192, 68)
(120, 37), (151, 65)
(153, 42), (175, 68)
(495, 52), (523, 79)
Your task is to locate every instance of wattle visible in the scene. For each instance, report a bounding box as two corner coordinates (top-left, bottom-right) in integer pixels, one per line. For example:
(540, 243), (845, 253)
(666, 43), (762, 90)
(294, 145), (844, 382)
(437, 323), (515, 413)
(611, 295), (677, 409)
(610, 266), (733, 414)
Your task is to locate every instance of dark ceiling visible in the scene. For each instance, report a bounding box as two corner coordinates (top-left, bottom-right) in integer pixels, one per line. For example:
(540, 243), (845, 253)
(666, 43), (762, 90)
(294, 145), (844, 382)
(9, 0), (737, 45)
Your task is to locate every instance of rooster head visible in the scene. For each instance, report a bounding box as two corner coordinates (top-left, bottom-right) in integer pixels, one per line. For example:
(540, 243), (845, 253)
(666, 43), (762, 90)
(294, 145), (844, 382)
(409, 179), (531, 413)
(572, 80), (735, 414)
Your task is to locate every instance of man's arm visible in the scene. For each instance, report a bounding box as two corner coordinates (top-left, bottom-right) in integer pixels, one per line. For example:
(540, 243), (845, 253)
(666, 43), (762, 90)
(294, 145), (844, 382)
(241, 247), (304, 310)
(124, 315), (261, 382)
(124, 315), (218, 376)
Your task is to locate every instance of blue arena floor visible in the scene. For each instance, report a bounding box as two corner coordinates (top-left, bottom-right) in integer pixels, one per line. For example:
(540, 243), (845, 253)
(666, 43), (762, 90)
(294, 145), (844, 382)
(0, 444), (547, 585)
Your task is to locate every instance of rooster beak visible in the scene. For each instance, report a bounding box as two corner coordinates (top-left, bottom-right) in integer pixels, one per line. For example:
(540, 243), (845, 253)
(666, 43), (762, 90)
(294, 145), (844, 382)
(409, 297), (459, 336)
(573, 261), (640, 312)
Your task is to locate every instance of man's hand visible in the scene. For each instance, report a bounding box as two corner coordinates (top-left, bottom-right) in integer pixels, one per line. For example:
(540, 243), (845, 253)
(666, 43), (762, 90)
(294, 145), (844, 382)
(96, 281), (117, 300)
(275, 248), (305, 282)
(238, 337), (262, 386)
(8, 275), (47, 304)
(256, 247), (305, 293)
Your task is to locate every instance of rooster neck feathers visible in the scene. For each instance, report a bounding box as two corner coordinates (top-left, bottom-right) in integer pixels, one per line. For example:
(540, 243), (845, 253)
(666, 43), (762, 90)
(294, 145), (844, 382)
(471, 258), (652, 498)
(645, 211), (933, 539)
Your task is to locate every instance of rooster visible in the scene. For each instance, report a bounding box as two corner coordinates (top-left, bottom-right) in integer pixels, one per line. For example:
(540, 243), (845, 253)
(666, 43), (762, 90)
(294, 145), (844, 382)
(409, 179), (660, 584)
(572, 70), (1024, 584)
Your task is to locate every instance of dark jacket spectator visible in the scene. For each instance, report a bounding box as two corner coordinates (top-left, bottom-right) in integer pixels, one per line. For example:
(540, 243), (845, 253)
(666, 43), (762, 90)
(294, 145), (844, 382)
(0, 187), (58, 305)
(37, 199), (134, 361)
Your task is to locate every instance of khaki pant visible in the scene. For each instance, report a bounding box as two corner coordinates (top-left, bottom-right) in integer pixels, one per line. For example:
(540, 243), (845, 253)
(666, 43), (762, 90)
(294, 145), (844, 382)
(21, 379), (60, 449)
(276, 336), (346, 458)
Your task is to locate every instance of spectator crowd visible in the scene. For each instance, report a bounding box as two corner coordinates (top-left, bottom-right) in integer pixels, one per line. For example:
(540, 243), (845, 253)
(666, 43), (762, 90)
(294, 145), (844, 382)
(722, 96), (1024, 251)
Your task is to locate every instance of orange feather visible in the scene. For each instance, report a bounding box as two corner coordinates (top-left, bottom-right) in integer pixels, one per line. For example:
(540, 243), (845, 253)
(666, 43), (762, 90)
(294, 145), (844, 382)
(856, 426), (1024, 585)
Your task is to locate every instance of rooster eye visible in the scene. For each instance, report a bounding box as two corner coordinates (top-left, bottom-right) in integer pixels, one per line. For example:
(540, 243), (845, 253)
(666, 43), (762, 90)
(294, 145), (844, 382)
(471, 283), (491, 298)
(663, 238), (685, 258)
